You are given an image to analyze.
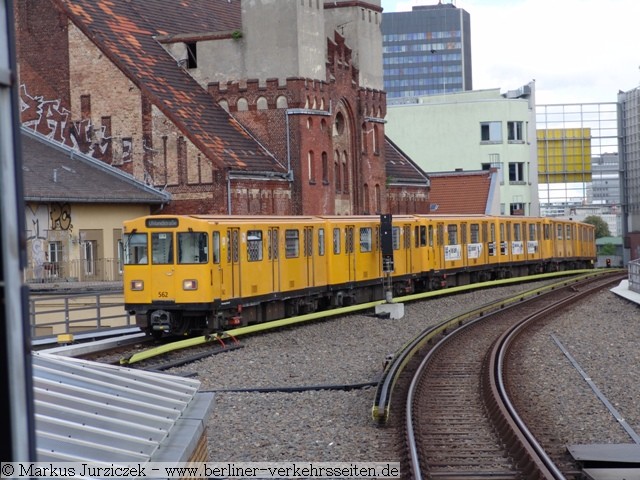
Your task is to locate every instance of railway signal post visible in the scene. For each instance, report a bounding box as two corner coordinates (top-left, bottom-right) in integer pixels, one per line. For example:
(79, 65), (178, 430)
(376, 214), (404, 319)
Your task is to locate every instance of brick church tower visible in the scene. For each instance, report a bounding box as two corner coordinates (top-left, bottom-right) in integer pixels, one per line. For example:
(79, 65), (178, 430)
(166, 0), (388, 215)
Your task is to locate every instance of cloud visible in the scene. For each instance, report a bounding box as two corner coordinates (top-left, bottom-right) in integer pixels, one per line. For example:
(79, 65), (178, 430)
(382, 0), (640, 103)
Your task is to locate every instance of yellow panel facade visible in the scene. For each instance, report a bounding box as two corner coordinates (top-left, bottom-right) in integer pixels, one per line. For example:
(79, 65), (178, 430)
(537, 128), (592, 183)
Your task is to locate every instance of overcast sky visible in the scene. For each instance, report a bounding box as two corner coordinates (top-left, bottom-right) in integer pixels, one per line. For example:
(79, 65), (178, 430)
(380, 0), (640, 105)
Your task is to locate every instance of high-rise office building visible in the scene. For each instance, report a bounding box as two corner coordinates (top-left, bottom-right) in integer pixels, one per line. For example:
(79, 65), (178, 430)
(382, 1), (472, 99)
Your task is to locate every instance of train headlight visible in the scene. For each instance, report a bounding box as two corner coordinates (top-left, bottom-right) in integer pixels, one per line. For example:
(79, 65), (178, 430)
(130, 280), (144, 291)
(183, 279), (198, 290)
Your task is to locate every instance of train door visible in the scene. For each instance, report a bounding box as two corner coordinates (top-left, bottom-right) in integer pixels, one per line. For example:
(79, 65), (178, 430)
(345, 225), (356, 282)
(268, 227), (280, 293)
(227, 228), (241, 298)
(304, 226), (314, 287)
(149, 230), (177, 300)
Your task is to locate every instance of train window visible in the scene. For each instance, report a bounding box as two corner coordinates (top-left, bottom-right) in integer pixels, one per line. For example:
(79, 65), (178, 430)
(418, 226), (427, 247)
(470, 224), (479, 243)
(151, 232), (174, 264)
(375, 226), (380, 250)
(447, 225), (458, 245)
(318, 228), (325, 256)
(178, 232), (208, 264)
(333, 228), (341, 254)
(566, 225), (572, 240)
(123, 233), (148, 264)
(461, 223), (467, 245)
(544, 224), (550, 240)
(428, 225), (434, 247)
(212, 232), (220, 264)
(247, 230), (263, 262)
(285, 229), (299, 258)
(346, 227), (354, 253)
(513, 223), (522, 242)
(360, 227), (372, 252)
(437, 225), (444, 245)
(414, 226), (420, 248)
(304, 228), (313, 257)
(392, 227), (400, 250)
(529, 224), (536, 241)
(269, 229), (279, 260)
(557, 224), (563, 240)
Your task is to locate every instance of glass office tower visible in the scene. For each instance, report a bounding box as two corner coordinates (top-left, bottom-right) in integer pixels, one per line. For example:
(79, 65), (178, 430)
(382, 2), (472, 99)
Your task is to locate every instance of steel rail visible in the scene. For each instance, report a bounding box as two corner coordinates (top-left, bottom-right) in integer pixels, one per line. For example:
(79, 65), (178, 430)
(371, 269), (607, 423)
(488, 273), (626, 479)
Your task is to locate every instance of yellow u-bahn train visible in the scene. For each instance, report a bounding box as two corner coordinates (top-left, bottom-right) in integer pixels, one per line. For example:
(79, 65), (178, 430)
(122, 214), (596, 337)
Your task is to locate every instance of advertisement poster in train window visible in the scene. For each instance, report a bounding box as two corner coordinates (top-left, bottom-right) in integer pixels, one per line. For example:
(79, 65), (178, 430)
(444, 245), (461, 261)
(512, 241), (524, 255)
(467, 243), (482, 259)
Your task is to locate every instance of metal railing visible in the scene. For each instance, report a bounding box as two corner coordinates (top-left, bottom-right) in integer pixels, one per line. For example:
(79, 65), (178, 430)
(29, 291), (134, 340)
(25, 258), (122, 284)
(629, 259), (640, 294)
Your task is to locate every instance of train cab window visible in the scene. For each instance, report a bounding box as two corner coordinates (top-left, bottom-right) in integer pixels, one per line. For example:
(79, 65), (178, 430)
(212, 231), (220, 264)
(285, 229), (299, 258)
(151, 232), (173, 264)
(178, 232), (208, 264)
(360, 227), (372, 252)
(447, 225), (458, 245)
(333, 228), (341, 254)
(392, 226), (401, 250)
(470, 224), (479, 243)
(318, 228), (325, 256)
(247, 230), (263, 261)
(124, 233), (148, 265)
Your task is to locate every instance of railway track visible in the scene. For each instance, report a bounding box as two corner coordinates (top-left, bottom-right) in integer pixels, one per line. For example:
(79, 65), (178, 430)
(376, 270), (624, 479)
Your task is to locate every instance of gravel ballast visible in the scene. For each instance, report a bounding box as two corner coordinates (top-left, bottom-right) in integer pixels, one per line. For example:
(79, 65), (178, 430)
(166, 279), (640, 463)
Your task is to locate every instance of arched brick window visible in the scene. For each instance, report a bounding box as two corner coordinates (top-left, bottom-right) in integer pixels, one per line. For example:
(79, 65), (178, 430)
(237, 98), (248, 111)
(334, 150), (341, 193)
(276, 96), (288, 109)
(322, 152), (328, 184)
(218, 100), (229, 112)
(308, 151), (315, 182)
(256, 96), (268, 110)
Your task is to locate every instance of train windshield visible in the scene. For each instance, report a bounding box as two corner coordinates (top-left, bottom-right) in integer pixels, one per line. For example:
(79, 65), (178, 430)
(151, 232), (174, 264)
(124, 233), (149, 265)
(178, 232), (208, 264)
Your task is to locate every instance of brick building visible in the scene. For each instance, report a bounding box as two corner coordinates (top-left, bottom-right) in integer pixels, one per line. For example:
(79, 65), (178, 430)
(15, 0), (429, 216)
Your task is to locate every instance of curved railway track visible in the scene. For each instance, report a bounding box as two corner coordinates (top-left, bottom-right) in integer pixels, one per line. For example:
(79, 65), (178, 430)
(376, 270), (624, 479)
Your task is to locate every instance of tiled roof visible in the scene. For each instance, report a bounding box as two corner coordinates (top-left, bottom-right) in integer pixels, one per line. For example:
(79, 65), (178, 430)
(54, 0), (284, 173)
(428, 170), (492, 214)
(384, 137), (429, 185)
(21, 128), (170, 204)
(131, 0), (241, 36)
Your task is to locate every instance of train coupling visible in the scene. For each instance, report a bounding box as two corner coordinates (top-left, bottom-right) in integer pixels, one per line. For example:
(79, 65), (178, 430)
(150, 309), (172, 332)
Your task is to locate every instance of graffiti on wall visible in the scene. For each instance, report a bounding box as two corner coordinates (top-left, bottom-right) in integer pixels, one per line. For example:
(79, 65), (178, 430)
(50, 202), (73, 231)
(20, 84), (121, 164)
(26, 204), (50, 280)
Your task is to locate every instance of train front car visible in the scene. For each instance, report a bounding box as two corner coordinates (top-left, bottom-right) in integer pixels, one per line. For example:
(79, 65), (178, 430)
(123, 215), (215, 338)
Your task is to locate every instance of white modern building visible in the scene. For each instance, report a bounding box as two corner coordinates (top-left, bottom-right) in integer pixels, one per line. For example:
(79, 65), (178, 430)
(385, 82), (539, 216)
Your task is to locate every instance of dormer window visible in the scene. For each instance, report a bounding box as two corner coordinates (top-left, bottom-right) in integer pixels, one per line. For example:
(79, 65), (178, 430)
(186, 42), (197, 69)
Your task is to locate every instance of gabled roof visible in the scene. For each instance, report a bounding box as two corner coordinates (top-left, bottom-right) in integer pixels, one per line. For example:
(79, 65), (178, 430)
(21, 127), (170, 204)
(54, 0), (284, 174)
(428, 170), (494, 214)
(384, 137), (430, 186)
